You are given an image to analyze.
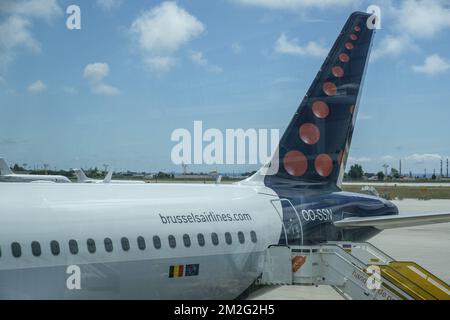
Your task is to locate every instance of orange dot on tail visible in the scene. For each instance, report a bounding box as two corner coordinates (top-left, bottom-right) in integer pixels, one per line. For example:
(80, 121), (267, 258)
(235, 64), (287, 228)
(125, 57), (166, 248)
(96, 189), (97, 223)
(299, 123), (320, 145)
(312, 101), (329, 119)
(315, 154), (333, 177)
(350, 34), (358, 41)
(354, 26), (361, 32)
(283, 151), (308, 177)
(332, 66), (344, 78)
(323, 82), (337, 96)
(339, 53), (350, 63)
(345, 42), (354, 50)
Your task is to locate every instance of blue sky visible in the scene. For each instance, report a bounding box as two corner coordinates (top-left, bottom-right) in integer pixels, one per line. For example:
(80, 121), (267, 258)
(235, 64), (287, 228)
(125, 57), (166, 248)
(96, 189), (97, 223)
(1, 0), (450, 175)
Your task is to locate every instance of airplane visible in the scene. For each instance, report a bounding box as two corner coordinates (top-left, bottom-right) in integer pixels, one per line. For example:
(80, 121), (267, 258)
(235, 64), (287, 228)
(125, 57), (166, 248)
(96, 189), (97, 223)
(0, 158), (71, 183)
(74, 168), (145, 184)
(0, 11), (449, 299)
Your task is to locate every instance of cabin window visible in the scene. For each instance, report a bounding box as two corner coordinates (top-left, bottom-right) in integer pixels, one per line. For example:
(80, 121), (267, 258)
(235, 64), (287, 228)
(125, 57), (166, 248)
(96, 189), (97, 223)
(121, 237), (130, 251)
(250, 231), (257, 243)
(31, 241), (41, 257)
(137, 236), (146, 250)
(11, 242), (22, 258)
(104, 238), (113, 252)
(87, 239), (96, 253)
(183, 234), (191, 248)
(168, 235), (176, 248)
(50, 240), (60, 256)
(197, 233), (205, 247)
(225, 232), (232, 245)
(69, 240), (78, 254)
(0, 245), (2, 257)
(211, 233), (219, 246)
(238, 231), (245, 244)
(153, 236), (161, 249)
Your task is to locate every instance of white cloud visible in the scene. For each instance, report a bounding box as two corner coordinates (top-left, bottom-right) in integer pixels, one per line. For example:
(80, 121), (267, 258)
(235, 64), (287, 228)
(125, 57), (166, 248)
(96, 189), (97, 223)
(358, 113), (373, 120)
(83, 63), (120, 95)
(0, 0), (62, 71)
(189, 51), (208, 66)
(234, 0), (359, 10)
(63, 86), (78, 95)
(144, 56), (177, 72)
(91, 83), (120, 96)
(96, 0), (123, 10)
(396, 0), (450, 39)
(130, 2), (205, 72)
(404, 153), (442, 163)
(412, 54), (450, 76)
(348, 157), (373, 163)
(231, 43), (242, 54)
(272, 76), (298, 85)
(28, 80), (46, 93)
(0, 0), (62, 20)
(382, 155), (395, 161)
(0, 15), (41, 68)
(371, 35), (415, 61)
(371, 1), (450, 62)
(189, 50), (223, 73)
(83, 63), (110, 82)
(275, 33), (328, 58)
(207, 65), (224, 73)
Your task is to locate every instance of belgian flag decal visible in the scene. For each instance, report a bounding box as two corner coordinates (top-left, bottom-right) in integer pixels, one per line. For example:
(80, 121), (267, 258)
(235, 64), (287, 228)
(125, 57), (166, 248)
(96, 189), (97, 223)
(169, 264), (199, 278)
(169, 265), (184, 278)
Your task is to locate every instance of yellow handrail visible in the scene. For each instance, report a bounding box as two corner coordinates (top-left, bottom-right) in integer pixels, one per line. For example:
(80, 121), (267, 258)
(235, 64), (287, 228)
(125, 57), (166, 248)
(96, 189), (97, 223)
(389, 262), (450, 300)
(379, 265), (438, 300)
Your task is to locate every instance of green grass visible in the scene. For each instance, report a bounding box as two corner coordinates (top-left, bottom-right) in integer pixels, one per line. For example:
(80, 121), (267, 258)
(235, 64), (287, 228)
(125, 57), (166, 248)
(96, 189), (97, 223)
(105, 178), (450, 200)
(342, 185), (450, 200)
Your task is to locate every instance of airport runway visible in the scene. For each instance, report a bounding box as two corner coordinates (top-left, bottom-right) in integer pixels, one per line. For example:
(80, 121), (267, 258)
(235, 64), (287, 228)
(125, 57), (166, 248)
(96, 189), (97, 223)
(248, 199), (450, 300)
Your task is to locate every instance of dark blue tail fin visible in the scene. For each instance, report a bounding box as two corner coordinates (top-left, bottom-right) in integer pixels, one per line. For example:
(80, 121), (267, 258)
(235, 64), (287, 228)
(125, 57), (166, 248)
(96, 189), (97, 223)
(263, 12), (375, 191)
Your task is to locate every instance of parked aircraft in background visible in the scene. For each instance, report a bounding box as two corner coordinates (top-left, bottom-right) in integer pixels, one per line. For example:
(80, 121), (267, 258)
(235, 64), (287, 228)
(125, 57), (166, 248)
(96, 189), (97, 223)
(74, 168), (145, 184)
(0, 158), (70, 183)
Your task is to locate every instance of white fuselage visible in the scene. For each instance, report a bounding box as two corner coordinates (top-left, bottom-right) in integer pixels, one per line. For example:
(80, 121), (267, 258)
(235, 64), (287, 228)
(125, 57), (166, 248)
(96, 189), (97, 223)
(0, 183), (282, 299)
(81, 179), (145, 184)
(0, 174), (70, 183)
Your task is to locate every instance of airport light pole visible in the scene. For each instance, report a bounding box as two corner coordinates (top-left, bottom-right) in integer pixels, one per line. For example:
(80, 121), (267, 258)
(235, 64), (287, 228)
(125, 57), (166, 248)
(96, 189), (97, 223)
(447, 158), (449, 178)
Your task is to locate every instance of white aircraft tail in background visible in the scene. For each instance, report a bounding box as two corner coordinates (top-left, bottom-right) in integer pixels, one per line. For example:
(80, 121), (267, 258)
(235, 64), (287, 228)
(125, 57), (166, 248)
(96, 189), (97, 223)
(74, 168), (144, 184)
(0, 158), (71, 183)
(0, 158), (13, 175)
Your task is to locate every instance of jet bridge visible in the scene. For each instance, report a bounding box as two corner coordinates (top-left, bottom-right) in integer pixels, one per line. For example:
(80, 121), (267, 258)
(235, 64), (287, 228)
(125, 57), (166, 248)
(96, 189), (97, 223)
(258, 242), (450, 300)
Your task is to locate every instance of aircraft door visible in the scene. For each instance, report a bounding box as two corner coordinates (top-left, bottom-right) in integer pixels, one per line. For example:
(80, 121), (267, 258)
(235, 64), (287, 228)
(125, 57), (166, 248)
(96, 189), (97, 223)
(270, 199), (303, 246)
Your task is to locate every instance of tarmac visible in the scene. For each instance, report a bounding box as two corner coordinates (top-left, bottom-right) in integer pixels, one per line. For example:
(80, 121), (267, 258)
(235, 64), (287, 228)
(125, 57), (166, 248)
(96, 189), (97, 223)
(248, 199), (450, 300)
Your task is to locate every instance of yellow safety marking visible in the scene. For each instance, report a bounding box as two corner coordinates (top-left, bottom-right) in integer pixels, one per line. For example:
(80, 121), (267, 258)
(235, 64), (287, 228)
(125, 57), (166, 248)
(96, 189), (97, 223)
(380, 265), (437, 300)
(389, 262), (450, 300)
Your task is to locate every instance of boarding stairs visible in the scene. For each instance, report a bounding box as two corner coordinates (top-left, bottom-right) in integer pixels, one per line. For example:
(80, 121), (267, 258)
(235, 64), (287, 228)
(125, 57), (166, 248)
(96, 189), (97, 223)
(258, 242), (450, 300)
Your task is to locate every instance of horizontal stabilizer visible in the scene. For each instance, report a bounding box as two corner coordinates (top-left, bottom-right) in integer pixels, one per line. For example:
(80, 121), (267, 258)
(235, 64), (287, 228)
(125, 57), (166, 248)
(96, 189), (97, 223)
(334, 212), (450, 230)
